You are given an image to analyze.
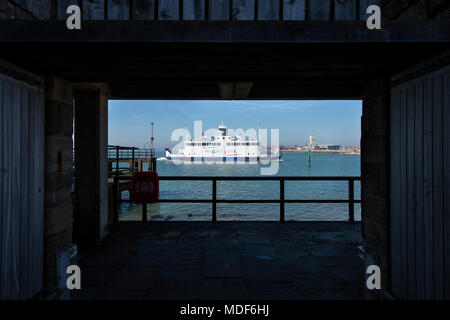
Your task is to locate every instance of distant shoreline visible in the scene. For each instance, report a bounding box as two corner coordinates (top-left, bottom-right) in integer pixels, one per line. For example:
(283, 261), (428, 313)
(280, 150), (360, 155)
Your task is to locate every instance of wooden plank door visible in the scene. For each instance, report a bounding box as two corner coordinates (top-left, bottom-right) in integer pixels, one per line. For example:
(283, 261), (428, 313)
(390, 57), (450, 299)
(0, 62), (45, 299)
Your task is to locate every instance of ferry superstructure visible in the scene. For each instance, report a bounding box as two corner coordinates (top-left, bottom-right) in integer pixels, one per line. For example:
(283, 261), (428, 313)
(164, 124), (281, 162)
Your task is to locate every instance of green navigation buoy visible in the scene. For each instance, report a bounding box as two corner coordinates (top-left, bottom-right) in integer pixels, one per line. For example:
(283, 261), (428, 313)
(308, 150), (311, 167)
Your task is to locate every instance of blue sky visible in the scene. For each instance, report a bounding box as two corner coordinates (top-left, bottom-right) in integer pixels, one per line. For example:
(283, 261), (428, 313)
(108, 100), (362, 149)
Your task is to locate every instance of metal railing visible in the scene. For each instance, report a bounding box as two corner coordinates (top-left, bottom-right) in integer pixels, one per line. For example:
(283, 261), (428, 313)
(108, 145), (156, 176)
(113, 176), (361, 223)
(107, 146), (155, 160)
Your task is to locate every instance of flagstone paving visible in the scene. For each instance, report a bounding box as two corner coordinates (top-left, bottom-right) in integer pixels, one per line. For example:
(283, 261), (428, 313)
(73, 221), (363, 300)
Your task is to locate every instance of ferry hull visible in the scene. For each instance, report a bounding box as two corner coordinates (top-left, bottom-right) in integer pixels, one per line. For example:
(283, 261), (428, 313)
(163, 156), (280, 162)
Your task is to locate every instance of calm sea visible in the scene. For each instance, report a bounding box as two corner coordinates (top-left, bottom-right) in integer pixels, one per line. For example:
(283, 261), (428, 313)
(118, 151), (361, 222)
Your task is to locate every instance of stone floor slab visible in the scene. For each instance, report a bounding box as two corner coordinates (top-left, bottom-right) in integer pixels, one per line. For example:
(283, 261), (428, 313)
(241, 245), (276, 262)
(96, 290), (148, 300)
(79, 252), (133, 267)
(247, 281), (299, 300)
(77, 221), (362, 300)
(147, 280), (200, 300)
(160, 264), (203, 280)
(199, 279), (249, 300)
(106, 267), (159, 290)
(81, 266), (122, 287)
(204, 248), (244, 278)
(244, 262), (290, 282)
(238, 231), (271, 245)
(163, 249), (203, 265)
(126, 254), (165, 268)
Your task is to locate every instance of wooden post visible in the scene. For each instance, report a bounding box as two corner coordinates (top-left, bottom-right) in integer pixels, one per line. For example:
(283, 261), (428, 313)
(212, 179), (217, 222)
(113, 176), (120, 224)
(115, 145), (119, 176)
(348, 178), (355, 222)
(142, 202), (148, 222)
(280, 179), (285, 222)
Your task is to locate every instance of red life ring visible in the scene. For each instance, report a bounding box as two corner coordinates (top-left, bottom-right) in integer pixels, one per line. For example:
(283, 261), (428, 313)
(130, 171), (159, 203)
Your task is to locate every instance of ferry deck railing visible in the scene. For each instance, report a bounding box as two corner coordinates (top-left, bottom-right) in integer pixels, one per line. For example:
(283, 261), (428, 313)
(113, 176), (361, 223)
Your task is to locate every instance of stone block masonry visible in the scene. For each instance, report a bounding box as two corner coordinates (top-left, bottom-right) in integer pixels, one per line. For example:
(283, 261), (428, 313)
(2, 0), (450, 21)
(383, 0), (450, 20)
(0, 0), (52, 19)
(361, 79), (390, 298)
(43, 76), (74, 294)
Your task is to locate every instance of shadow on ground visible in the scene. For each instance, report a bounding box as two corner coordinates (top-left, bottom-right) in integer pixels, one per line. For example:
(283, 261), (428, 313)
(74, 221), (363, 300)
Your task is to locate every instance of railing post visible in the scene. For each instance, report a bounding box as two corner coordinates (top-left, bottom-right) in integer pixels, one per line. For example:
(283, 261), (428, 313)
(348, 178), (354, 222)
(131, 147), (135, 173)
(115, 145), (119, 177)
(142, 202), (148, 222)
(212, 179), (217, 222)
(280, 179), (285, 223)
(113, 176), (119, 224)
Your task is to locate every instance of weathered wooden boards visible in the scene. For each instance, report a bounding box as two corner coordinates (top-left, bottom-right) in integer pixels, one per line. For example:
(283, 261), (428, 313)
(54, 0), (374, 20)
(133, 0), (156, 20)
(390, 63), (450, 299)
(283, 0), (305, 20)
(0, 64), (45, 299)
(390, 77), (402, 298)
(209, 0), (229, 20)
(83, 0), (105, 19)
(57, 0), (80, 19)
(309, 0), (330, 20)
(443, 66), (450, 301)
(257, 0), (278, 20)
(158, 0), (179, 20)
(232, 0), (254, 20)
(108, 0), (130, 20)
(183, 0), (205, 20)
(334, 0), (355, 20)
(359, 0), (382, 20)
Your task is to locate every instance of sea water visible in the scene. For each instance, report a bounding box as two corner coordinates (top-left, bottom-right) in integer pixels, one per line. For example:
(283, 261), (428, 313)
(118, 151), (361, 221)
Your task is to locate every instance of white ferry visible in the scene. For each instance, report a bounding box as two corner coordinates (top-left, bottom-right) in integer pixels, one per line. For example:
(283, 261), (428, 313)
(163, 123), (281, 162)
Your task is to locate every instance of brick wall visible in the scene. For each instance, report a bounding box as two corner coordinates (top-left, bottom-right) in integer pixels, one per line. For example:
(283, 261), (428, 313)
(43, 76), (74, 294)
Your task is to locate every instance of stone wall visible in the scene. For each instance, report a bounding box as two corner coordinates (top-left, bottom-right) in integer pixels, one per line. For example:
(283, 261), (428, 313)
(73, 83), (110, 247)
(0, 0), (52, 19)
(1, 0), (449, 21)
(383, 0), (450, 20)
(361, 79), (391, 297)
(43, 76), (74, 295)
